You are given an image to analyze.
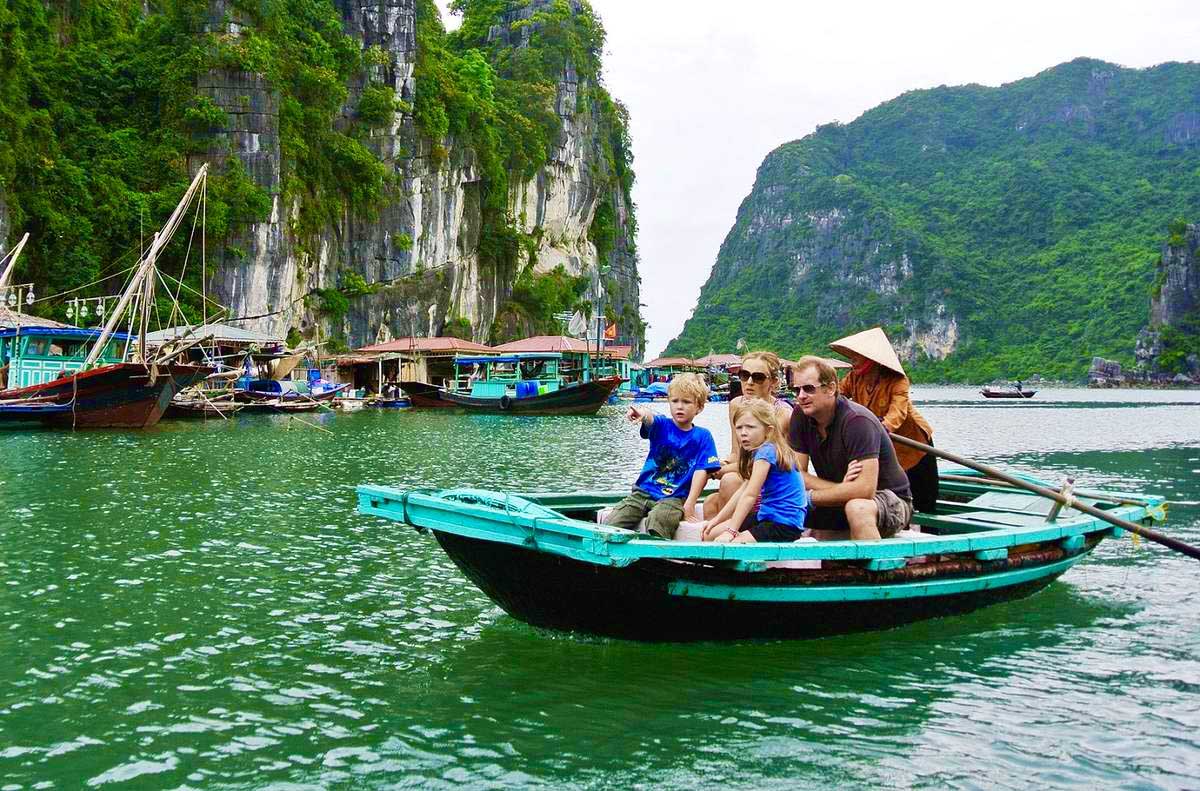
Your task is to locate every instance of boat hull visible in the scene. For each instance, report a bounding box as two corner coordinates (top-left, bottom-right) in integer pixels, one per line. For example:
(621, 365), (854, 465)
(981, 389), (1036, 399)
(0, 363), (210, 428)
(402, 377), (623, 415)
(398, 381), (456, 408)
(164, 399), (244, 419)
(433, 531), (1077, 641)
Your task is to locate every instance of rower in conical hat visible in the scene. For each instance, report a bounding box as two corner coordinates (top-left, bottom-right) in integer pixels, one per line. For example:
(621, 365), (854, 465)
(830, 327), (939, 513)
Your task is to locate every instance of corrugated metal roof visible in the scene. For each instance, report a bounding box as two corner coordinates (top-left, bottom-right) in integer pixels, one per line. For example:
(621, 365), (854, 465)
(644, 356), (697, 368)
(693, 353), (742, 367)
(493, 335), (630, 359)
(356, 336), (495, 354)
(0, 307), (71, 330)
(144, 322), (285, 345)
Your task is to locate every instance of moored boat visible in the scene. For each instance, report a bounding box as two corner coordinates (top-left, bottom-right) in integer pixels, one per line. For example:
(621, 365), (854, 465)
(0, 165), (215, 429)
(0, 326), (209, 428)
(367, 396), (411, 409)
(357, 472), (1168, 641)
(165, 390), (245, 419)
(401, 352), (622, 416)
(981, 385), (1036, 399)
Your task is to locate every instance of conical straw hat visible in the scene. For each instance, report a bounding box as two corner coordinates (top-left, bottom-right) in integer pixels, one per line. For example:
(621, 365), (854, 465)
(829, 327), (906, 376)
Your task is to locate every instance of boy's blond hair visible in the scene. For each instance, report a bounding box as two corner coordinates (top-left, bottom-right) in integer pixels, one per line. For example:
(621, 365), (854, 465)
(667, 372), (709, 405)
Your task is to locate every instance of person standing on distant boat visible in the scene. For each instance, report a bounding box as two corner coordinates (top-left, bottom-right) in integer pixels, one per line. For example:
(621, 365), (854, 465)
(830, 327), (938, 514)
(702, 351), (794, 521)
(788, 355), (915, 540)
(1015, 379), (1024, 393)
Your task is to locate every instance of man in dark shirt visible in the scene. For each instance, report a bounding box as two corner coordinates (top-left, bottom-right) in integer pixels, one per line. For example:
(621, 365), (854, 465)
(787, 356), (914, 540)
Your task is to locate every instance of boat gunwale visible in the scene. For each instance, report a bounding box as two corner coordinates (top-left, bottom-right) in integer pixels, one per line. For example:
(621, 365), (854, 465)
(356, 475), (1165, 567)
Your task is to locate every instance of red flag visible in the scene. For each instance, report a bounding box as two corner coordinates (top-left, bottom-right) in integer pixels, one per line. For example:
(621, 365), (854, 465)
(604, 322), (617, 340)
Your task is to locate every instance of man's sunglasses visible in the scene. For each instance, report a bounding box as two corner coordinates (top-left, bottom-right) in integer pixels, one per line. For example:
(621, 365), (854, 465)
(737, 370), (769, 384)
(796, 383), (823, 395)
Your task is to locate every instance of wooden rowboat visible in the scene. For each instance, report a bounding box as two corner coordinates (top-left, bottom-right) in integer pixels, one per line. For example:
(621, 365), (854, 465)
(357, 472), (1168, 641)
(981, 387), (1036, 399)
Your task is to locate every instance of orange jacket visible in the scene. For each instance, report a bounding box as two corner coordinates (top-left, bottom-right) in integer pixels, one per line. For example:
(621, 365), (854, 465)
(840, 367), (933, 470)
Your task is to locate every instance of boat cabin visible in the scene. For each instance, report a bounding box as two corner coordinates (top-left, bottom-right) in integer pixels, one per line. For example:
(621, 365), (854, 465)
(491, 336), (633, 390)
(0, 327), (130, 390)
(452, 353), (565, 398)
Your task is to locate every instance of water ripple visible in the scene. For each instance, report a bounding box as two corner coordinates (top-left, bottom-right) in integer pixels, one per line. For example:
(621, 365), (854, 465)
(0, 395), (1197, 788)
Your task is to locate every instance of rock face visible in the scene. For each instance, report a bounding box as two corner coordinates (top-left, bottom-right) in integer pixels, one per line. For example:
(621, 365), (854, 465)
(192, 0), (641, 354)
(1135, 222), (1200, 381)
(1087, 357), (1124, 387)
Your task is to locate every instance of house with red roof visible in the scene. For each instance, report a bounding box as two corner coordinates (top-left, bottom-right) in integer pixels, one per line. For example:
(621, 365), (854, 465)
(339, 336), (497, 392)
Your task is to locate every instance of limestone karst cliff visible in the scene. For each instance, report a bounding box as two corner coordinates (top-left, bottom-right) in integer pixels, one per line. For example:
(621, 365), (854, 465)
(1135, 222), (1200, 379)
(666, 58), (1200, 381)
(0, 0), (643, 355)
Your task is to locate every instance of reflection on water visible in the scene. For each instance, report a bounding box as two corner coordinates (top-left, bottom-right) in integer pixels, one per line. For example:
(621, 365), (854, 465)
(0, 390), (1198, 788)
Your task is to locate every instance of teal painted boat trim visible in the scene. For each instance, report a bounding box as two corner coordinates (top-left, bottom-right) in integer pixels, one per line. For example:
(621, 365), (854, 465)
(974, 548), (1009, 561)
(355, 481), (1167, 569)
(1061, 535), (1086, 554)
(666, 554), (1085, 603)
(865, 558), (908, 571)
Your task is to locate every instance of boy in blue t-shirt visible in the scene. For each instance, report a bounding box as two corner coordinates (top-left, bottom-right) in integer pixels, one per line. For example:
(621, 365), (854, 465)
(605, 373), (721, 539)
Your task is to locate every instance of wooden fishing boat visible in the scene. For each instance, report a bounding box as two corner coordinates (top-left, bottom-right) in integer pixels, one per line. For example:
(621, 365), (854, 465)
(238, 397), (329, 414)
(400, 352), (622, 416)
(0, 165), (216, 429)
(0, 327), (209, 428)
(165, 391), (244, 419)
(981, 386), (1036, 399)
(357, 472), (1168, 641)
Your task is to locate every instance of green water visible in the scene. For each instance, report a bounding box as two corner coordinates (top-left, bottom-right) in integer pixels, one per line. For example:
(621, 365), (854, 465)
(2, 388), (1198, 789)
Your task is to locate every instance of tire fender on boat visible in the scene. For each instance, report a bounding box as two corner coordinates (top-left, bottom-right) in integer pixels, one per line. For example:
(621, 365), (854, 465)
(499, 395), (512, 410)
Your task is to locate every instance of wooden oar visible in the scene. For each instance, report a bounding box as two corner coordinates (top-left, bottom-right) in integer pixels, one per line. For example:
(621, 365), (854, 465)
(938, 473), (1153, 508)
(891, 433), (1200, 562)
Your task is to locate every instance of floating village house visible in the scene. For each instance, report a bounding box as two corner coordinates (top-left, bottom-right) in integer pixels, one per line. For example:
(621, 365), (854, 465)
(641, 356), (704, 387)
(345, 337), (496, 393)
(492, 335), (633, 390)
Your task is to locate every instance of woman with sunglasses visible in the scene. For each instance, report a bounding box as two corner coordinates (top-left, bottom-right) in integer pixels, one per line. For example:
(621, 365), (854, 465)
(830, 327), (938, 513)
(701, 351), (795, 521)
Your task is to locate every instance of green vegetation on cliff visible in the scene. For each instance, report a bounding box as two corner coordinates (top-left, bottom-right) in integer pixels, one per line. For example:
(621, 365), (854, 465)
(0, 0), (387, 319)
(415, 0), (638, 346)
(0, 0), (639, 349)
(667, 59), (1200, 381)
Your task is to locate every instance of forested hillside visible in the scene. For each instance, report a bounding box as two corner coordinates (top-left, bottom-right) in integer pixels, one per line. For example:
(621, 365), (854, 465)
(667, 58), (1200, 381)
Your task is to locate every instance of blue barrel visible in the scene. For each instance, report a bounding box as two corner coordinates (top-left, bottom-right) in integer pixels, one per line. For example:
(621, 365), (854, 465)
(517, 381), (537, 399)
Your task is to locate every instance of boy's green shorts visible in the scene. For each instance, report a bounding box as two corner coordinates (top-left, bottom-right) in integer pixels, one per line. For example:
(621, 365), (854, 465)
(604, 489), (685, 539)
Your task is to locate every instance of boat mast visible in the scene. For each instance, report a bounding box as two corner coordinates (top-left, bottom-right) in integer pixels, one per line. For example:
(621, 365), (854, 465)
(84, 165), (208, 369)
(0, 232), (30, 291)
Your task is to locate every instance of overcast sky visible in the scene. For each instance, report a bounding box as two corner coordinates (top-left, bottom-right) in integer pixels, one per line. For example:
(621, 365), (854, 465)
(438, 1), (1200, 357)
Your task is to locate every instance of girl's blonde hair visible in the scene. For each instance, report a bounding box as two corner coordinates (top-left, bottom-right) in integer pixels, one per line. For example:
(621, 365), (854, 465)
(732, 397), (797, 479)
(741, 350), (782, 384)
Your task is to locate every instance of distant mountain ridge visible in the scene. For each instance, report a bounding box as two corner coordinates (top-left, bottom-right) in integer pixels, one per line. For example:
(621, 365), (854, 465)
(666, 57), (1200, 381)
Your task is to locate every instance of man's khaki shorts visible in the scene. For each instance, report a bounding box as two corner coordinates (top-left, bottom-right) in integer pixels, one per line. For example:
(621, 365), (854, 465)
(874, 489), (914, 538)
